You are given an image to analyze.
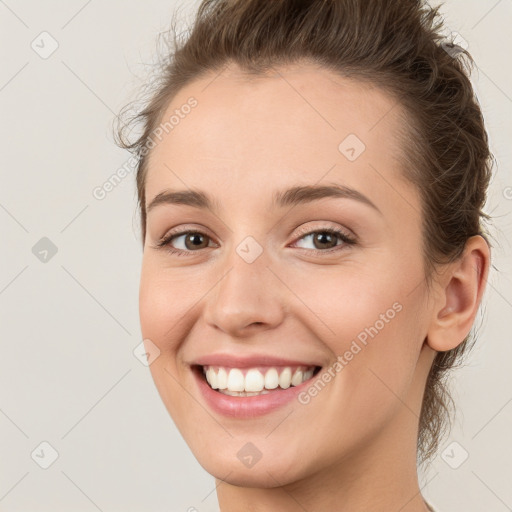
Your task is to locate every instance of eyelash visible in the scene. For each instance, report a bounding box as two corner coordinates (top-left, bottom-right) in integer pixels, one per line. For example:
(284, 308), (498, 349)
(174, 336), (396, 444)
(155, 225), (356, 258)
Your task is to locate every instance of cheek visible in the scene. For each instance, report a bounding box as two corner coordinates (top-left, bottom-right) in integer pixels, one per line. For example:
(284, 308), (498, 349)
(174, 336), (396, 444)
(285, 263), (408, 344)
(289, 258), (427, 398)
(139, 272), (167, 341)
(138, 261), (200, 426)
(139, 260), (197, 354)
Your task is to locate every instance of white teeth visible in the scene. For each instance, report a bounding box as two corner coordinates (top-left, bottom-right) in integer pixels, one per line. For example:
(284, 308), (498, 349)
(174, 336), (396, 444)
(279, 367), (292, 389)
(217, 367), (228, 389)
(203, 365), (317, 394)
(291, 369), (303, 387)
(244, 369), (265, 392)
(206, 367), (218, 389)
(226, 368), (245, 391)
(264, 368), (279, 389)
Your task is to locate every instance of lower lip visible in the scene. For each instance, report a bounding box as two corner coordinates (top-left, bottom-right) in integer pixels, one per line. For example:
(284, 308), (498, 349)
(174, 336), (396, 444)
(192, 367), (318, 418)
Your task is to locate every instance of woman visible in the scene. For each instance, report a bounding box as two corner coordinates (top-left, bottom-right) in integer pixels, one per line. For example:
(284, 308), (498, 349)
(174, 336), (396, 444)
(116, 0), (493, 510)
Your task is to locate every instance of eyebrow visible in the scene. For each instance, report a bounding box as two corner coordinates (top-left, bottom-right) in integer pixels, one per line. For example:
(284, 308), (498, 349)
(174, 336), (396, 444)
(146, 184), (381, 215)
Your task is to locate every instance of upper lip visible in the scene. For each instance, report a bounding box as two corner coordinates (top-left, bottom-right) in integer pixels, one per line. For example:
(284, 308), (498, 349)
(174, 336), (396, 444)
(191, 353), (322, 368)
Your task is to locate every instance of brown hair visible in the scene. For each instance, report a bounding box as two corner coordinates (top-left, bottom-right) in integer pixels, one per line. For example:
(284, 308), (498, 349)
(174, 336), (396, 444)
(115, 0), (493, 464)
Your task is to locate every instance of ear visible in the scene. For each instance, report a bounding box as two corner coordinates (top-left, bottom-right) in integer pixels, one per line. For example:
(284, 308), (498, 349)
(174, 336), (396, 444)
(426, 235), (490, 352)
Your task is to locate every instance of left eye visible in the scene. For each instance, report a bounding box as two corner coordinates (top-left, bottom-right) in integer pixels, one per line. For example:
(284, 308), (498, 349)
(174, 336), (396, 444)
(292, 228), (355, 252)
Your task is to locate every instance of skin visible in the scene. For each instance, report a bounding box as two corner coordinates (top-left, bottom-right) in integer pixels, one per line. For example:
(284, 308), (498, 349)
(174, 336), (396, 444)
(139, 61), (490, 512)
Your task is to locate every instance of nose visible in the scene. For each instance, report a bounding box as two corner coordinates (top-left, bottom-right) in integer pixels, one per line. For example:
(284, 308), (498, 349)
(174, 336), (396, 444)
(203, 244), (286, 337)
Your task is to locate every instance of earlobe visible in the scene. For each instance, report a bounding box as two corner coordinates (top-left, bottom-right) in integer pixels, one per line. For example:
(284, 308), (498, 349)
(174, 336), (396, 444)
(426, 235), (490, 352)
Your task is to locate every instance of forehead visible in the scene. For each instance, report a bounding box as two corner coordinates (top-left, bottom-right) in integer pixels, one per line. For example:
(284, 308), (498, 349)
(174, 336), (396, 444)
(145, 62), (416, 218)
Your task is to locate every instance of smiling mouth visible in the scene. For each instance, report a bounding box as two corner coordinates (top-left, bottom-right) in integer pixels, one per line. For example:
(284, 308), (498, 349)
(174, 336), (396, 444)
(194, 364), (322, 397)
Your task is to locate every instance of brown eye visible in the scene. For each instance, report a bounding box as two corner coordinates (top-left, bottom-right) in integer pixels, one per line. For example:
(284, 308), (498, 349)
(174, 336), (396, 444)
(293, 228), (355, 253)
(183, 232), (210, 250)
(155, 229), (216, 255)
(311, 232), (338, 250)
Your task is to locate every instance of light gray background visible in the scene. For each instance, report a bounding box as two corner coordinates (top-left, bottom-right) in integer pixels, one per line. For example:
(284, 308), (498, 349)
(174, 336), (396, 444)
(0, 1), (511, 510)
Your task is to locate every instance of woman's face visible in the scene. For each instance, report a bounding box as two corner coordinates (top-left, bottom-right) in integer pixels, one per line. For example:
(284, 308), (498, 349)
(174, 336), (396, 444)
(139, 62), (437, 486)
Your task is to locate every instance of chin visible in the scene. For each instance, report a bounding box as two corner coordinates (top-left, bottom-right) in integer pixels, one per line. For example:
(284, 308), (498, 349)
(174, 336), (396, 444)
(195, 450), (307, 488)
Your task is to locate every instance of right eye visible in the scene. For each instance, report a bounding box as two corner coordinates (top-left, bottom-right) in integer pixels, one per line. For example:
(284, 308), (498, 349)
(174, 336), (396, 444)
(155, 229), (217, 256)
